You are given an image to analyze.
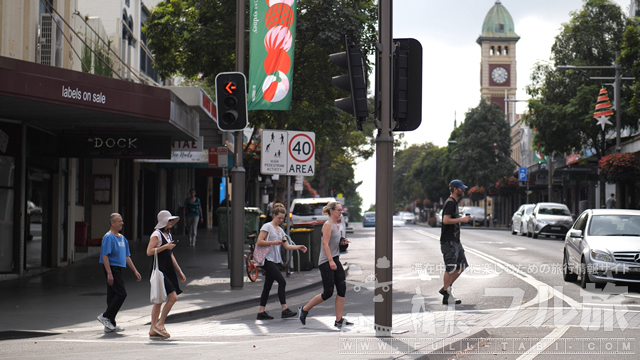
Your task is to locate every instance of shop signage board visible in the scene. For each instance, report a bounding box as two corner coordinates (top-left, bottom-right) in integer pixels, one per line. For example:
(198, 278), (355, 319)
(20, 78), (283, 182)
(261, 130), (315, 176)
(58, 135), (171, 158)
(208, 147), (229, 167)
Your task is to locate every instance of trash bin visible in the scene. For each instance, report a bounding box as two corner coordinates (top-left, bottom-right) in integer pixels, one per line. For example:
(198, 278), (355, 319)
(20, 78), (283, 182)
(215, 206), (231, 250)
(244, 207), (263, 244)
(216, 207), (264, 250)
(293, 221), (324, 268)
(289, 228), (313, 271)
(74, 221), (88, 246)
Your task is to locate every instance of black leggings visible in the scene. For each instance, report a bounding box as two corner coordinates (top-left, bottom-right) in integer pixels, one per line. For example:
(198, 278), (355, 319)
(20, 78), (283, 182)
(319, 256), (346, 301)
(260, 260), (287, 307)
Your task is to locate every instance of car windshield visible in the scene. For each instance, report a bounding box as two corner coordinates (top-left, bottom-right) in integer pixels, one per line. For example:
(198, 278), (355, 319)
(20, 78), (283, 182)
(364, 212), (375, 217)
(524, 206), (534, 215)
(538, 206), (570, 216)
(588, 215), (640, 236)
(292, 203), (328, 216)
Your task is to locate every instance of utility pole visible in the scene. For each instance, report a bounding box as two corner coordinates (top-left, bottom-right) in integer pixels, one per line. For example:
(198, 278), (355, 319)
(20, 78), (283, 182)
(230, 0), (246, 289)
(375, 0), (394, 337)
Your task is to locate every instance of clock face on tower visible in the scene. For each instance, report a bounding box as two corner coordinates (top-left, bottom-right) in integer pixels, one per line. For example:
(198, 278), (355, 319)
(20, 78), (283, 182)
(491, 66), (509, 84)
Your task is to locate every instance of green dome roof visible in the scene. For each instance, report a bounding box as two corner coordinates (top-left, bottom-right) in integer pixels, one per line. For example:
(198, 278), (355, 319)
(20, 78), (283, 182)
(479, 0), (519, 40)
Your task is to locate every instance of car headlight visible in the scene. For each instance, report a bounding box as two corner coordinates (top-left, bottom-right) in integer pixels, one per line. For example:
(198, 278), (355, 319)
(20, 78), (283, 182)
(591, 250), (614, 263)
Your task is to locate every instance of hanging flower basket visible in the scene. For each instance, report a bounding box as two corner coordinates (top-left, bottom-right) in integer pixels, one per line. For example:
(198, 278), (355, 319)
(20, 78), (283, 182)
(496, 176), (520, 196)
(598, 153), (640, 184)
(468, 186), (485, 202)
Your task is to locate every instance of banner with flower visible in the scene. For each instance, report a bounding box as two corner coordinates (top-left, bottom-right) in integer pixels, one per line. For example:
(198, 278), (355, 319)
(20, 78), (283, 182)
(598, 153), (640, 184)
(248, 0), (297, 110)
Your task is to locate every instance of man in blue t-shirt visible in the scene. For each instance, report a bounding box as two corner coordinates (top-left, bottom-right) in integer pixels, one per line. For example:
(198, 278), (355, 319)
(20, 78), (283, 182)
(97, 213), (141, 332)
(439, 179), (471, 305)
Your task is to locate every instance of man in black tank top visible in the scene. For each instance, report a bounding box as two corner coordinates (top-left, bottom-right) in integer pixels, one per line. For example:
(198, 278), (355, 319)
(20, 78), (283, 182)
(439, 179), (471, 305)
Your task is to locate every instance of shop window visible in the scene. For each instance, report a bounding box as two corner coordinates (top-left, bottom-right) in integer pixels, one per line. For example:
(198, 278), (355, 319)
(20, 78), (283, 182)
(93, 175), (112, 204)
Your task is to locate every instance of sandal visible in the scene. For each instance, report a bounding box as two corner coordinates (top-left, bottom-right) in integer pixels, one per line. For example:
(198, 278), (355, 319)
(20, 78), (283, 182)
(152, 326), (170, 338)
(149, 333), (164, 339)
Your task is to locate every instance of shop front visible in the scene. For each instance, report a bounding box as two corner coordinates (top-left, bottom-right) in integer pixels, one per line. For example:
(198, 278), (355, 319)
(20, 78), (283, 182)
(0, 56), (198, 278)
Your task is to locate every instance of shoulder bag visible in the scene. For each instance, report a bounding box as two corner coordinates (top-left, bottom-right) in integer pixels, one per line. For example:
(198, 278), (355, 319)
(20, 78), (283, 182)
(253, 224), (274, 266)
(150, 247), (167, 304)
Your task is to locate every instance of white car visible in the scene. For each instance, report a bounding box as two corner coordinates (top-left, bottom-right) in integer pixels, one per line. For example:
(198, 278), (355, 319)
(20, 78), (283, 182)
(563, 209), (640, 288)
(289, 197), (346, 235)
(393, 216), (405, 227)
(512, 204), (535, 236)
(399, 211), (416, 224)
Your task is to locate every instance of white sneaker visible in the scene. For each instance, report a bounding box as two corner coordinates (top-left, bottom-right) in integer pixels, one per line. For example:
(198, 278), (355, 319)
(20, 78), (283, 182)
(104, 325), (124, 333)
(97, 314), (115, 331)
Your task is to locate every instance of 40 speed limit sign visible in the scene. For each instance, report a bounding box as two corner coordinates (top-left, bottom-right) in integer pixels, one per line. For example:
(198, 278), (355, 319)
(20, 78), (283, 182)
(261, 130), (315, 176)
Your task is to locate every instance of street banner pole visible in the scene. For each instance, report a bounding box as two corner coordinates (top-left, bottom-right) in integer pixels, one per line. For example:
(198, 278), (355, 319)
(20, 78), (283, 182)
(375, 0), (394, 337)
(230, 0), (246, 289)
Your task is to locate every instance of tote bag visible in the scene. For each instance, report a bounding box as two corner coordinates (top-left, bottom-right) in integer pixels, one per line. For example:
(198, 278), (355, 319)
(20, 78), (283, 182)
(253, 224), (278, 266)
(150, 248), (167, 304)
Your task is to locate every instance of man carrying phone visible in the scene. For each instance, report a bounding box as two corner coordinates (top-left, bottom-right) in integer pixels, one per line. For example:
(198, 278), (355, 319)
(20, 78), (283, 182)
(439, 179), (471, 305)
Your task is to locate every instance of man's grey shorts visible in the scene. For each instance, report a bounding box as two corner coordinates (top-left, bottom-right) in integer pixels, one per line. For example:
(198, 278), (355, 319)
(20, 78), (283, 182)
(441, 240), (469, 273)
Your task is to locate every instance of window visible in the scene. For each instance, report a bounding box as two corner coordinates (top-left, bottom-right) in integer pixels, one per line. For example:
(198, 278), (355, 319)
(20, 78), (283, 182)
(490, 46), (494, 56)
(497, 46), (502, 55)
(504, 46), (509, 55)
(495, 23), (505, 33)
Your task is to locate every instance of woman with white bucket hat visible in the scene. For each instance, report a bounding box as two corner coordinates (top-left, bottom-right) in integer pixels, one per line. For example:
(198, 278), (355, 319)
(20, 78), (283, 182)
(145, 210), (186, 338)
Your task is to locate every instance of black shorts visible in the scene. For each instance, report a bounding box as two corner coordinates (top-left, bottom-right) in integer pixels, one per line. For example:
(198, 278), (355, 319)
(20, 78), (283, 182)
(441, 241), (469, 273)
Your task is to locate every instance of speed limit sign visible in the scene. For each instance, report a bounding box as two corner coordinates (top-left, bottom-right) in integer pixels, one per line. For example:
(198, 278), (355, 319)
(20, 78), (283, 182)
(260, 130), (315, 176)
(287, 131), (315, 175)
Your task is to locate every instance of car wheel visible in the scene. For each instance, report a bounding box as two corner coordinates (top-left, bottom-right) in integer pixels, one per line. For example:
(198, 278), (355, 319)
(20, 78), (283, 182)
(563, 249), (578, 282)
(532, 231), (538, 239)
(511, 223), (517, 235)
(580, 258), (591, 289)
(520, 224), (527, 236)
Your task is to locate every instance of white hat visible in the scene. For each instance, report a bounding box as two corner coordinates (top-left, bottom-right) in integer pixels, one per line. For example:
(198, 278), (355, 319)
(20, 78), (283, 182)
(155, 210), (180, 229)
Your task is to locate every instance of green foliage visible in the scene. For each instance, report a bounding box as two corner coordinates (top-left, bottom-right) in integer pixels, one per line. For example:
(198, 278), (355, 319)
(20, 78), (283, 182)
(409, 145), (450, 205)
(620, 17), (640, 117)
(524, 0), (637, 158)
(93, 44), (113, 77)
(81, 41), (92, 73)
(451, 100), (514, 188)
(393, 143), (435, 208)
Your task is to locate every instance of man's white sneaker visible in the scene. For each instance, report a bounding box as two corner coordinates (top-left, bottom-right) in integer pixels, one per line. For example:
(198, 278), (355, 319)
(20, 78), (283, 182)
(97, 314), (115, 330)
(104, 325), (124, 333)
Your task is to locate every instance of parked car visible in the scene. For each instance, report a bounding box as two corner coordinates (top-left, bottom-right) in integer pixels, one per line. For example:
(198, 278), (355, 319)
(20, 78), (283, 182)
(460, 206), (487, 226)
(511, 204), (535, 236)
(436, 209), (443, 227)
(289, 197), (346, 235)
(392, 216), (405, 227)
(563, 209), (640, 288)
(399, 211), (416, 224)
(527, 202), (573, 238)
(363, 211), (376, 227)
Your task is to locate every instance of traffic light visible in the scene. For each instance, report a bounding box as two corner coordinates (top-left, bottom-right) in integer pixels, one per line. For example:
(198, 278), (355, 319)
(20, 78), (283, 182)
(215, 72), (248, 131)
(393, 38), (423, 131)
(330, 35), (369, 131)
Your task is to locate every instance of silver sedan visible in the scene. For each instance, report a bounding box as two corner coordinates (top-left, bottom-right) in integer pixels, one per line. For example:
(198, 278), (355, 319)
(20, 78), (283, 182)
(563, 209), (640, 288)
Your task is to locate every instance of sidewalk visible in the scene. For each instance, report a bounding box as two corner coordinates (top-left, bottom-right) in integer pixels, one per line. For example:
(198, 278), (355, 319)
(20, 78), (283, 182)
(0, 227), (324, 335)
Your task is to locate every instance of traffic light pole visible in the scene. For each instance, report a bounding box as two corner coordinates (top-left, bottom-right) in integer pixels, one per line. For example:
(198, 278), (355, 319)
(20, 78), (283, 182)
(230, 0), (246, 290)
(374, 0), (394, 337)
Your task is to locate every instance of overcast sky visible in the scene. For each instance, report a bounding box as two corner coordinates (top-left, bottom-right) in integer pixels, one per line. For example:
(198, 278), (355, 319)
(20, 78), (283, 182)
(354, 0), (632, 211)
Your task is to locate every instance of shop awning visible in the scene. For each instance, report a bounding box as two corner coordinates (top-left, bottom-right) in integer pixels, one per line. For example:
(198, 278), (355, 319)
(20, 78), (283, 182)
(0, 56), (198, 141)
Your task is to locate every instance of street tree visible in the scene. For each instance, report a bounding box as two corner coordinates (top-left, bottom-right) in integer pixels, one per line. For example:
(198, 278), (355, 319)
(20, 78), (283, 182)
(451, 99), (513, 216)
(393, 143), (433, 209)
(143, 0), (378, 204)
(524, 0), (636, 158)
(409, 145), (450, 206)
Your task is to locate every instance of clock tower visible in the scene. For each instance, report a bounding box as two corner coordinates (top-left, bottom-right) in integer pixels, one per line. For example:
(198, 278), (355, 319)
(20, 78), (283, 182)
(478, 0), (519, 118)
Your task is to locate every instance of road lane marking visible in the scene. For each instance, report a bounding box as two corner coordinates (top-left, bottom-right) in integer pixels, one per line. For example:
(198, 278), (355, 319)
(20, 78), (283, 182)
(515, 325), (571, 360)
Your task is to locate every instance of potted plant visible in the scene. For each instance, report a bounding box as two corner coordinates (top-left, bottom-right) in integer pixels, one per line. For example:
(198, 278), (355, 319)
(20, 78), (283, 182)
(496, 176), (520, 195)
(467, 186), (485, 202)
(598, 153), (640, 184)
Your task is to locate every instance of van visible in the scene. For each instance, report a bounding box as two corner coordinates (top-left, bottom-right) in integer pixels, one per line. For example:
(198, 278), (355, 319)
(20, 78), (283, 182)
(289, 197), (346, 236)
